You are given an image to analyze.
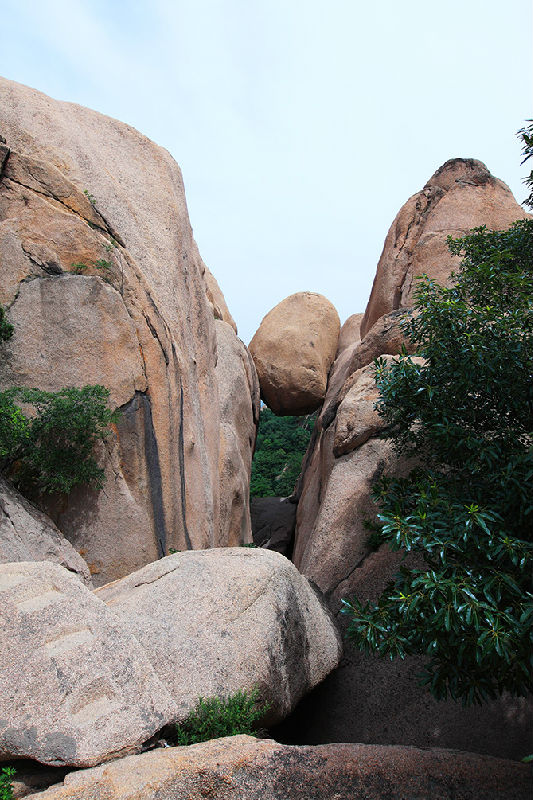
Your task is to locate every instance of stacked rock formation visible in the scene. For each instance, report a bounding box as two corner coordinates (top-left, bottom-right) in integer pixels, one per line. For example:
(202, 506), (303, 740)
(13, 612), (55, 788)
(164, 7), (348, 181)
(284, 159), (533, 758)
(0, 77), (259, 584)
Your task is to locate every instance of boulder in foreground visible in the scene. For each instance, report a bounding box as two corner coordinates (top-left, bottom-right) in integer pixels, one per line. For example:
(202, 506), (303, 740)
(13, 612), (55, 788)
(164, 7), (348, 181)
(0, 561), (174, 767)
(95, 548), (341, 724)
(25, 735), (533, 800)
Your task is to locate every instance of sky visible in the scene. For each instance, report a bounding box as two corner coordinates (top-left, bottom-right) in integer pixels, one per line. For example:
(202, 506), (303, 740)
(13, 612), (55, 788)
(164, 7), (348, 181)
(1, 0), (531, 344)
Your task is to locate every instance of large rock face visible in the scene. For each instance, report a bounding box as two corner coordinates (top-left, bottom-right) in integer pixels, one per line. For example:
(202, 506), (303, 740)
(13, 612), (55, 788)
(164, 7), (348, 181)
(215, 320), (260, 546)
(23, 736), (533, 800)
(0, 77), (258, 584)
(249, 292), (340, 415)
(289, 161), (533, 759)
(95, 548), (342, 725)
(0, 477), (91, 585)
(0, 561), (174, 767)
(360, 158), (530, 338)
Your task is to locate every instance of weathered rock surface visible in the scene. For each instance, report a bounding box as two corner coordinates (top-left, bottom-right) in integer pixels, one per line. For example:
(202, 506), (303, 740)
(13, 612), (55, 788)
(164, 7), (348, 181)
(0, 77), (257, 584)
(0, 561), (174, 767)
(319, 309), (414, 431)
(216, 321), (260, 545)
(294, 437), (402, 595)
(251, 496), (296, 556)
(249, 292), (340, 415)
(336, 312), (363, 356)
(360, 158), (530, 338)
(95, 548), (341, 724)
(0, 478), (91, 584)
(24, 736), (533, 800)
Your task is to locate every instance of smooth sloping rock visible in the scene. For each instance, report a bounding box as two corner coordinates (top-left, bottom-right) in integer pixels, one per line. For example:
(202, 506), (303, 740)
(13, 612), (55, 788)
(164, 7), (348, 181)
(95, 548), (341, 724)
(336, 312), (363, 356)
(0, 77), (256, 584)
(215, 320), (260, 545)
(0, 561), (174, 767)
(249, 292), (340, 415)
(24, 736), (533, 800)
(361, 158), (530, 338)
(0, 477), (91, 585)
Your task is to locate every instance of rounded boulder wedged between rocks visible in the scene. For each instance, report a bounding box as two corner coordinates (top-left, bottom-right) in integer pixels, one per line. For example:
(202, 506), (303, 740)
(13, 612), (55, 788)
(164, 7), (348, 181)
(249, 292), (340, 416)
(95, 547), (342, 725)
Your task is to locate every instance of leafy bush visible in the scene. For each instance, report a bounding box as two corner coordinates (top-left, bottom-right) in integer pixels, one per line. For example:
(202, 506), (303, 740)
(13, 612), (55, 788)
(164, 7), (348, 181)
(250, 408), (315, 496)
(174, 687), (268, 745)
(0, 767), (15, 800)
(0, 385), (118, 494)
(343, 220), (533, 706)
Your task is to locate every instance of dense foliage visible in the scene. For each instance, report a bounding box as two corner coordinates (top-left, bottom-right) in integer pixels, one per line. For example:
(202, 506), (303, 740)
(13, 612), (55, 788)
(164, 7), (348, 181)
(343, 219), (533, 705)
(174, 688), (268, 745)
(0, 768), (15, 800)
(0, 385), (118, 495)
(250, 408), (315, 497)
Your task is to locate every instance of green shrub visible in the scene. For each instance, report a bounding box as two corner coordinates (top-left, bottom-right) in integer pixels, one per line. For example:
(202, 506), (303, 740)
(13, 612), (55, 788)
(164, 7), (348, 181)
(343, 220), (533, 706)
(174, 687), (268, 745)
(0, 385), (118, 495)
(0, 767), (15, 800)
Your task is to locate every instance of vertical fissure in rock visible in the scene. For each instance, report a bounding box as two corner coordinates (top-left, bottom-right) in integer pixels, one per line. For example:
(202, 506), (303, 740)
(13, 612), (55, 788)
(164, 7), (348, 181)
(178, 382), (193, 550)
(139, 393), (167, 558)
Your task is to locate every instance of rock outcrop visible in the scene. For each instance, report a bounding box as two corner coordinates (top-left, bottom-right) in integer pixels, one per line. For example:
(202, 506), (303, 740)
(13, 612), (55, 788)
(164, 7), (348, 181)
(0, 477), (91, 585)
(23, 736), (533, 800)
(360, 158), (530, 338)
(0, 561), (174, 767)
(95, 548), (342, 725)
(289, 160), (533, 759)
(0, 77), (258, 585)
(249, 292), (340, 415)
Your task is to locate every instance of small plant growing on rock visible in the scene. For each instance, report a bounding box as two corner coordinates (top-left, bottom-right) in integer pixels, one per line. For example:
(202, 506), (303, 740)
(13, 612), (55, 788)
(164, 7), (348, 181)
(0, 305), (13, 342)
(0, 767), (15, 800)
(174, 687), (268, 745)
(71, 262), (88, 274)
(83, 189), (96, 206)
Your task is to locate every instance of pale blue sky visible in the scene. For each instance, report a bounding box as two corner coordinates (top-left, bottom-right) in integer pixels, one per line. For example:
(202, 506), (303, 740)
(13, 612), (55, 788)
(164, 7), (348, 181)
(1, 1), (531, 343)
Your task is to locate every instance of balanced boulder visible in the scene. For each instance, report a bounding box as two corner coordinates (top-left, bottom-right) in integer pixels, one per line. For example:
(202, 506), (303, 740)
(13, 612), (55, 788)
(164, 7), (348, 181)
(249, 292), (340, 415)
